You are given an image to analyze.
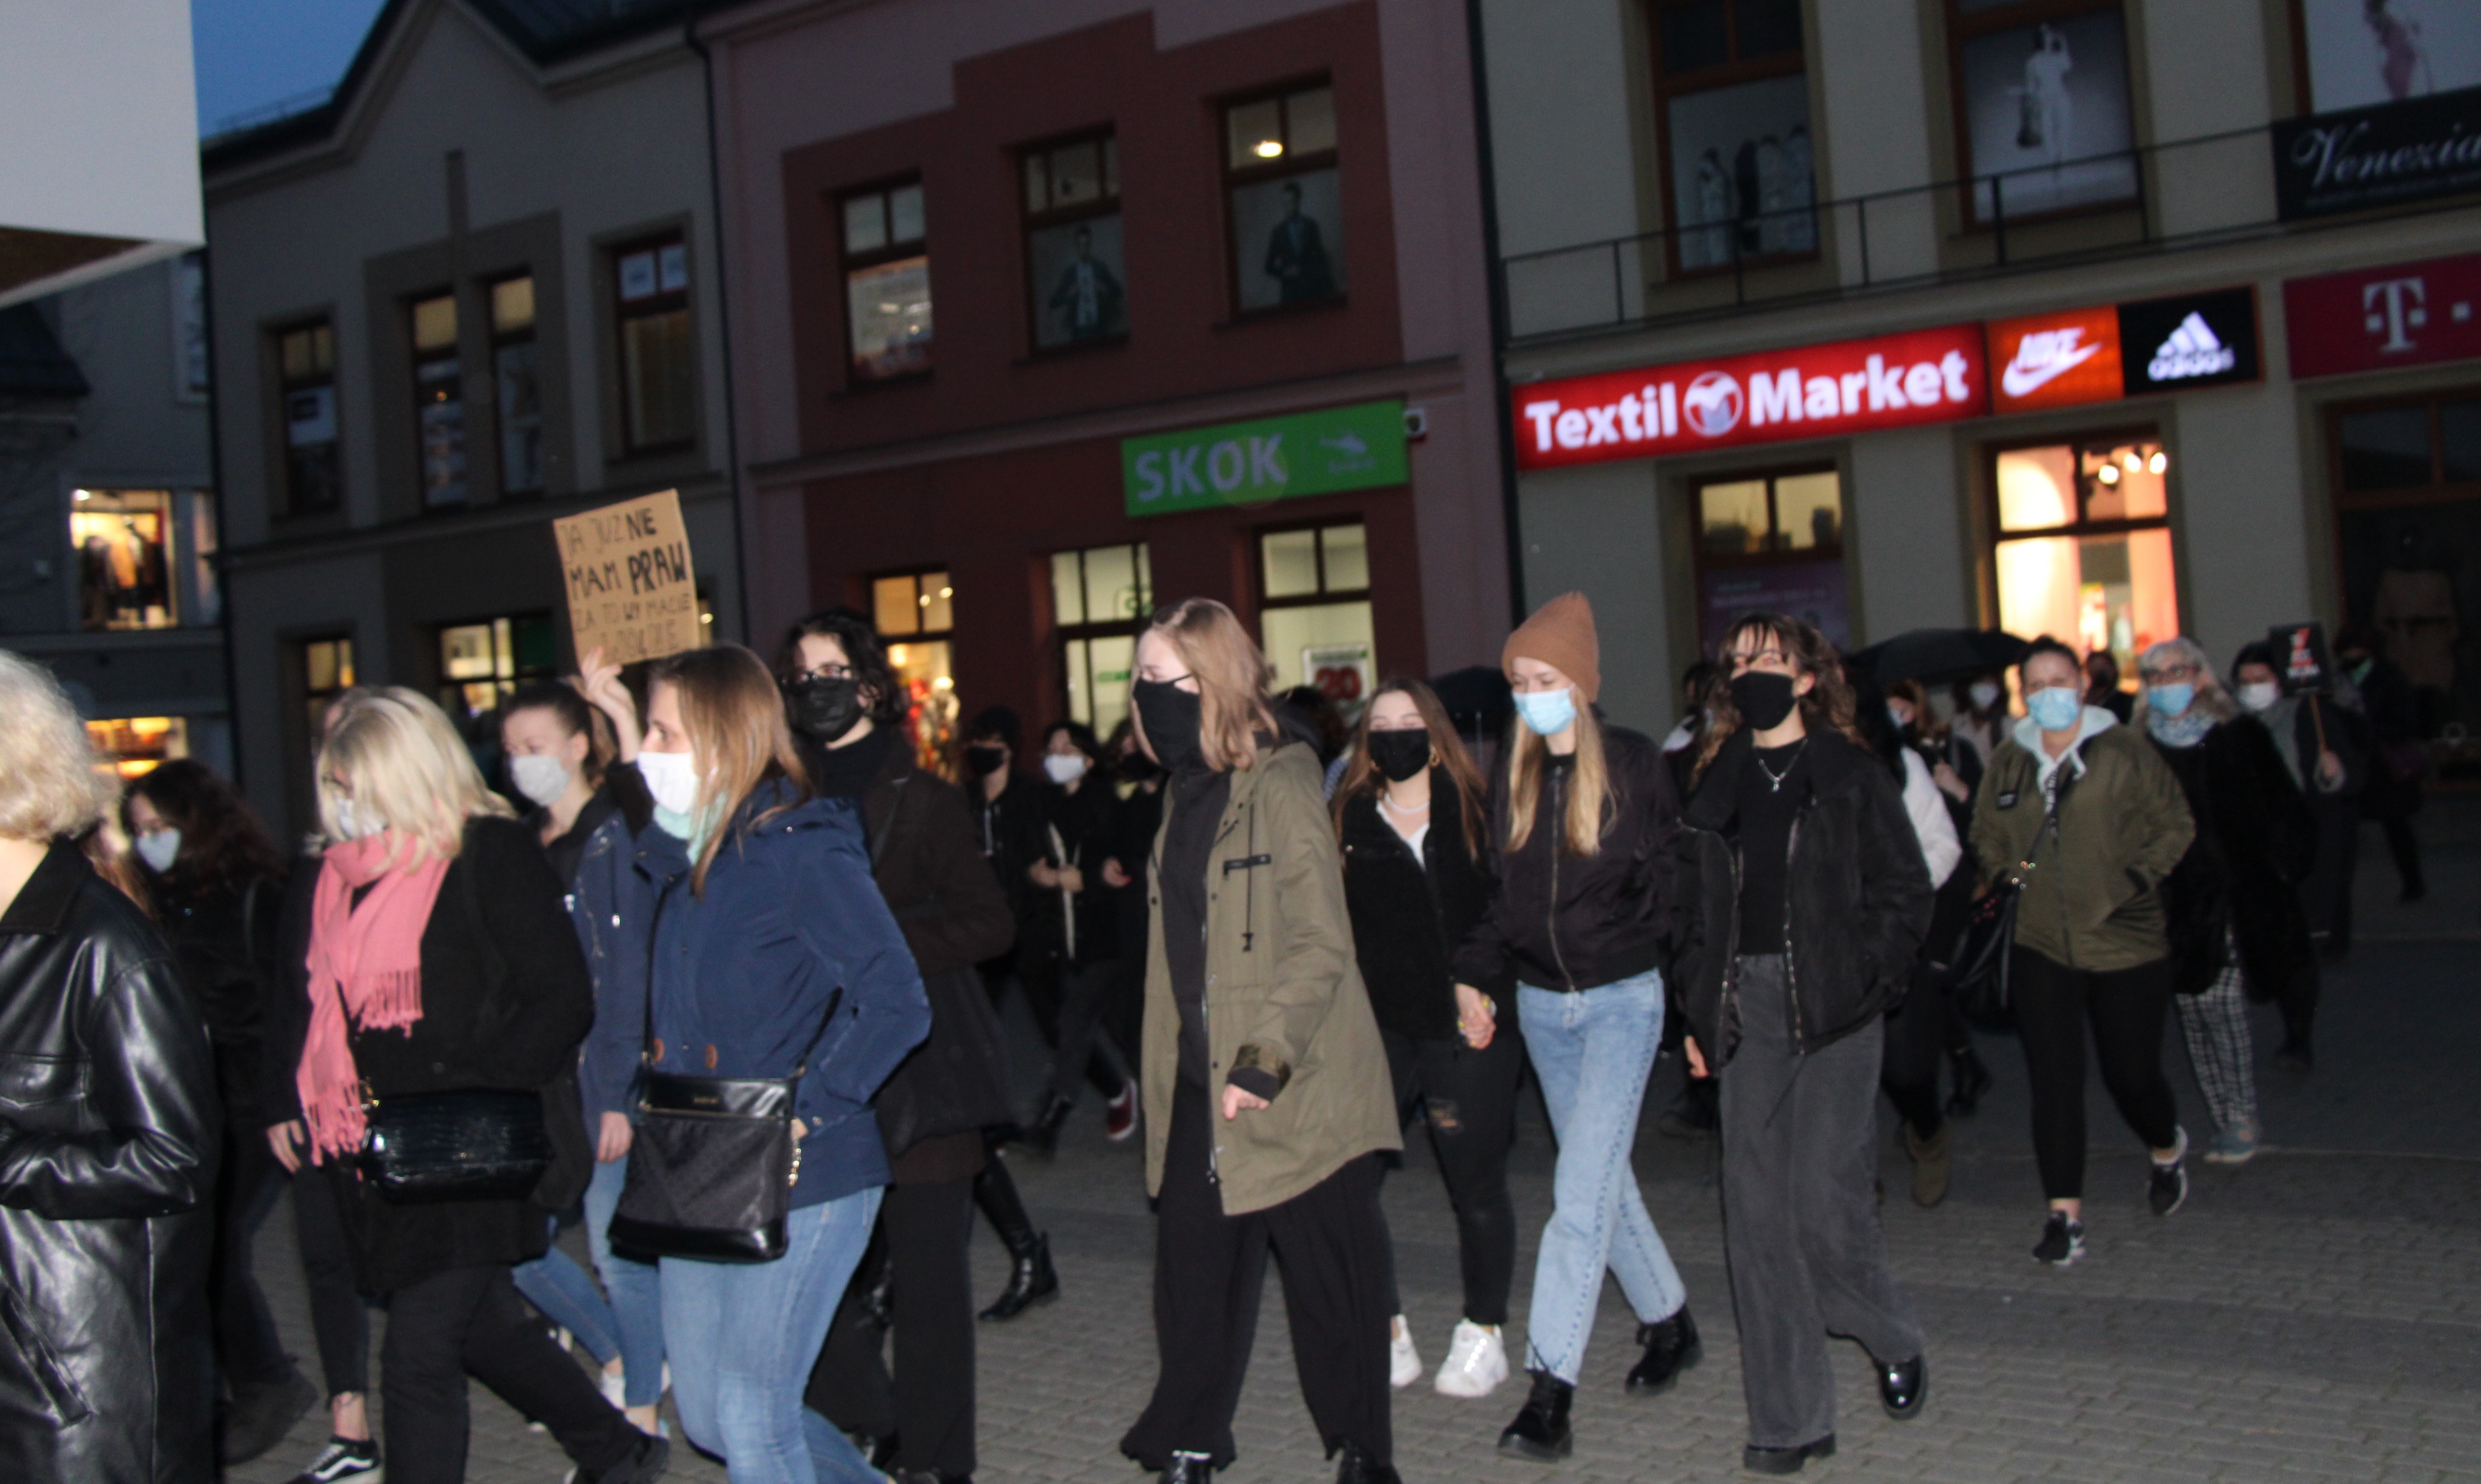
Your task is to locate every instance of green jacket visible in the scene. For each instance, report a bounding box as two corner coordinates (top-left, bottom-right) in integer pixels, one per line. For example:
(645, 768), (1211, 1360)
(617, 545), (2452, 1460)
(1141, 741), (1399, 1215)
(1970, 710), (2195, 973)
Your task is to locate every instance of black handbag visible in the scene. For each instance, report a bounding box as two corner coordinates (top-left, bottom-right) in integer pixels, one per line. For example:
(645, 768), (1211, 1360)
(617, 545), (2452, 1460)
(1941, 768), (2070, 1031)
(358, 1088), (553, 1203)
(607, 1069), (803, 1263)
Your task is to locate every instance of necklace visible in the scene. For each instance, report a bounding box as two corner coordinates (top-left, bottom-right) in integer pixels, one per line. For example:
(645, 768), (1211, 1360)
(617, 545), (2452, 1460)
(1754, 740), (1808, 793)
(1380, 789), (1429, 815)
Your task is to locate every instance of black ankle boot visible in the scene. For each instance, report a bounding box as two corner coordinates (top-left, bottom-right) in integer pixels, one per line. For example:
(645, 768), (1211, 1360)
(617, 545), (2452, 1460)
(977, 1232), (1058, 1322)
(1161, 1450), (1215, 1483)
(1333, 1441), (1401, 1484)
(1027, 1093), (1074, 1156)
(1945, 1045), (1993, 1117)
(1626, 1306), (1702, 1393)
(1497, 1371), (1573, 1461)
(1878, 1354), (1927, 1419)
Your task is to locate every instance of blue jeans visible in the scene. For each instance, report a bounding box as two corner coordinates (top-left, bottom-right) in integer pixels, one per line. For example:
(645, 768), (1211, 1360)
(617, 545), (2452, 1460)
(513, 1226), (619, 1368)
(1516, 971), (1686, 1384)
(663, 1189), (881, 1484)
(585, 1155), (666, 1406)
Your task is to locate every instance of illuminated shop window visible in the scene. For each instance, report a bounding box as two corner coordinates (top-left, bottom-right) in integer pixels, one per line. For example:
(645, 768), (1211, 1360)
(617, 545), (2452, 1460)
(72, 488), (177, 631)
(1052, 543), (1151, 737)
(871, 568), (957, 772)
(1991, 434), (2177, 686)
(86, 717), (186, 779)
(1259, 521), (1373, 713)
(436, 613), (557, 722)
(1692, 466), (1847, 650)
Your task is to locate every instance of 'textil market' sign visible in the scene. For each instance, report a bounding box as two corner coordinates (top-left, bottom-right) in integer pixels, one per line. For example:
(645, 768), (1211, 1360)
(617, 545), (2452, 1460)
(1510, 325), (1987, 471)
(1123, 399), (1408, 517)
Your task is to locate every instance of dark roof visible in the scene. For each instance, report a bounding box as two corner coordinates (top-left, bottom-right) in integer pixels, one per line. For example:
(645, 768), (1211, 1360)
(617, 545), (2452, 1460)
(0, 304), (89, 400)
(203, 0), (718, 173)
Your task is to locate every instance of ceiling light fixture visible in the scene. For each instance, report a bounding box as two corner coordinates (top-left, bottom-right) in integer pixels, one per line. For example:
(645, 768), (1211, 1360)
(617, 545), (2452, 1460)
(1254, 139), (1284, 159)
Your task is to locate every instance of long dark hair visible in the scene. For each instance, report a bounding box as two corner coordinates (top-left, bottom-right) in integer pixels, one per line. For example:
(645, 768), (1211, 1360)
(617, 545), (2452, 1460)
(1692, 612), (1868, 782)
(122, 759), (287, 897)
(776, 607), (900, 722)
(1331, 677), (1487, 857)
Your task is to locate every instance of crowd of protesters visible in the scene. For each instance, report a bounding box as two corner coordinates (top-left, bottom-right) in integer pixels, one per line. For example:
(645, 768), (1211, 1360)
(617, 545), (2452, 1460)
(0, 585), (2408, 1482)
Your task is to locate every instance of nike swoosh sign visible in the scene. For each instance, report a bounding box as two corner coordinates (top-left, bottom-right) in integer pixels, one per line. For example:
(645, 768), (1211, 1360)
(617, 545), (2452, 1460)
(2001, 339), (2102, 397)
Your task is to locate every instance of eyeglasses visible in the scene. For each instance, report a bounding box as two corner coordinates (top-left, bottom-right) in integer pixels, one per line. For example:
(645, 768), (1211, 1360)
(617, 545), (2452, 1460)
(791, 662), (856, 684)
(2136, 661), (2200, 683)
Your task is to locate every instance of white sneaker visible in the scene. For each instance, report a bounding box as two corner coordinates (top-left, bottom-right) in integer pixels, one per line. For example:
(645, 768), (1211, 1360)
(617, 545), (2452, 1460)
(1433, 1318), (1510, 1399)
(599, 1364), (628, 1410)
(1389, 1315), (1421, 1389)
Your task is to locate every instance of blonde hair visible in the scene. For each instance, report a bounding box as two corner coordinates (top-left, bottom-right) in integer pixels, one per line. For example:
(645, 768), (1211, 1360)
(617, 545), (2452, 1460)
(646, 645), (810, 894)
(0, 650), (114, 843)
(1504, 701), (1613, 857)
(317, 687), (513, 868)
(1136, 599), (1277, 773)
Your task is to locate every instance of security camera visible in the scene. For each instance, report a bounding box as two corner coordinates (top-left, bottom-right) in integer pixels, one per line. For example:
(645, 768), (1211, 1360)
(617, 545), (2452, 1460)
(1403, 406), (1429, 442)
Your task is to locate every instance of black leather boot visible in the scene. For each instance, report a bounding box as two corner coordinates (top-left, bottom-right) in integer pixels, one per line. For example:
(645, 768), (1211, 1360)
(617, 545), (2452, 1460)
(977, 1232), (1058, 1322)
(1333, 1441), (1402, 1483)
(1497, 1371), (1573, 1461)
(1026, 1093), (1074, 1156)
(1625, 1306), (1702, 1393)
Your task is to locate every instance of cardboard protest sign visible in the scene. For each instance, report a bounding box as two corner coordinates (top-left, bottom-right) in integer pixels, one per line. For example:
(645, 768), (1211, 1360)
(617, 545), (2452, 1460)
(2269, 621), (2334, 697)
(553, 490), (702, 666)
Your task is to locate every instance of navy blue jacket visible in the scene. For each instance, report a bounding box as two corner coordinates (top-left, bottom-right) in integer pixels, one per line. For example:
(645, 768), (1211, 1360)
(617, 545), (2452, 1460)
(639, 777), (929, 1208)
(564, 787), (659, 1126)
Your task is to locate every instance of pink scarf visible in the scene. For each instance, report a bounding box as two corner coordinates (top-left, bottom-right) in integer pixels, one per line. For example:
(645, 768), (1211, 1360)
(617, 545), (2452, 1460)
(296, 833), (450, 1162)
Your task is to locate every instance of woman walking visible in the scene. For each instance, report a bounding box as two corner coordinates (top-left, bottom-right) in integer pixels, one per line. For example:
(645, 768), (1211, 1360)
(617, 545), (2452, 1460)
(123, 760), (315, 1464)
(2231, 641), (2353, 1071)
(267, 688), (661, 1484)
(1333, 678), (1525, 1399)
(1023, 718), (1138, 1151)
(2137, 639), (2316, 1167)
(1454, 593), (1696, 1463)
(635, 645), (931, 1483)
(1971, 639), (2196, 1266)
(1675, 614), (1934, 1475)
(1117, 599), (1403, 1484)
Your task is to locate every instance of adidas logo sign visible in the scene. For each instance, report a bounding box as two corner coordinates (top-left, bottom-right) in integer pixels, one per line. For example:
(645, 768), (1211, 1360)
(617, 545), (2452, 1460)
(2148, 312), (2237, 382)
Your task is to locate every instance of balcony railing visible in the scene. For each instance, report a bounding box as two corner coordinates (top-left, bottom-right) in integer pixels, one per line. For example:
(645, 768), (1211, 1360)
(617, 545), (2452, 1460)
(1498, 121), (2419, 347)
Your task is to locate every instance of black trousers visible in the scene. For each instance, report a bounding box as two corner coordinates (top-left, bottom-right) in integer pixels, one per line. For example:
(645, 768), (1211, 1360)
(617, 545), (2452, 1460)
(1017, 951), (1128, 1101)
(1878, 969), (1949, 1142)
(809, 1177), (979, 1477)
(380, 1263), (639, 1484)
(1121, 1084), (1393, 1472)
(288, 1151), (373, 1399)
(210, 1052), (292, 1392)
(2378, 812), (2425, 896)
(2010, 947), (2179, 1201)
(1378, 1025), (1523, 1326)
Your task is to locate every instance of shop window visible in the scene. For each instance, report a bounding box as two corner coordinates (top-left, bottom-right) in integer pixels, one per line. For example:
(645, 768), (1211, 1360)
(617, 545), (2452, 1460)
(490, 275), (543, 496)
(1989, 434), (2176, 686)
(437, 613), (558, 722)
(870, 567), (958, 770)
(1224, 82), (1345, 314)
(1259, 521), (1374, 710)
(303, 636), (356, 744)
(1948, 0), (2139, 223)
(842, 181), (932, 382)
(1692, 467), (1849, 649)
(1023, 131), (1126, 350)
(2294, 0), (2481, 115)
(1052, 542), (1152, 737)
(277, 319), (340, 515)
(616, 236), (695, 452)
(85, 718), (186, 780)
(1650, 0), (1817, 271)
(2329, 392), (2481, 769)
(411, 291), (465, 507)
(72, 488), (177, 631)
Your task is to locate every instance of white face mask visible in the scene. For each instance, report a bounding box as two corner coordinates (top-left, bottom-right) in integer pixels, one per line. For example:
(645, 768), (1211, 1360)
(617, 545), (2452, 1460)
(331, 797), (378, 841)
(1042, 753), (1090, 786)
(135, 829), (182, 875)
(509, 753), (575, 809)
(636, 747), (703, 819)
(1969, 681), (2003, 712)
(2238, 680), (2281, 713)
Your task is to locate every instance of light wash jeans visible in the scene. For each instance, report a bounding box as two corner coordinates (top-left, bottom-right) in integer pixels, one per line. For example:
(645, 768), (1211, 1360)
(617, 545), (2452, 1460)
(1516, 970), (1687, 1384)
(662, 1188), (881, 1484)
(512, 1228), (618, 1367)
(584, 1155), (667, 1406)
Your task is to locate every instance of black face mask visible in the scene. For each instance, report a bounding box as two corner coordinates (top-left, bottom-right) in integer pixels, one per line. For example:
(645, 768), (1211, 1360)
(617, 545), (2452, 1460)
(1132, 678), (1205, 772)
(1366, 728), (1432, 783)
(1730, 670), (1800, 732)
(963, 745), (1008, 777)
(784, 676), (866, 744)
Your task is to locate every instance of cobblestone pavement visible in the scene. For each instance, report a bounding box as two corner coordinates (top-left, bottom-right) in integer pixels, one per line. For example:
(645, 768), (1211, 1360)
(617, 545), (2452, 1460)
(233, 815), (2481, 1483)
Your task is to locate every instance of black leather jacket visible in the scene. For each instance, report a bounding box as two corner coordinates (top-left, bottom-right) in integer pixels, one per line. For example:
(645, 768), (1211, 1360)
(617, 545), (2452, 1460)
(0, 843), (218, 1482)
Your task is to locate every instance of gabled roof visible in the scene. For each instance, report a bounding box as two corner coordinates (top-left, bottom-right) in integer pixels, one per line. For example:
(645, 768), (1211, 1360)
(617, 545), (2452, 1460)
(202, 0), (718, 174)
(0, 304), (89, 400)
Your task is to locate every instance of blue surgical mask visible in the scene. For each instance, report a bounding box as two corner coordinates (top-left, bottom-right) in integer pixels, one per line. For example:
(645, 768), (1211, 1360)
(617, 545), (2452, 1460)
(2026, 685), (2083, 732)
(1513, 687), (1577, 737)
(2145, 683), (2195, 718)
(135, 829), (181, 875)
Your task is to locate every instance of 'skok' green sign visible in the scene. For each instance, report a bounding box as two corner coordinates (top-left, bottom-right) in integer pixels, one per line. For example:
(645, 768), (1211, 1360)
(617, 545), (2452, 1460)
(1122, 399), (1408, 517)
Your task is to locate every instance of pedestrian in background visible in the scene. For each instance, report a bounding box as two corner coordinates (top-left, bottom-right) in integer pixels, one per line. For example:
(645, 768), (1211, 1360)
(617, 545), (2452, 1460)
(1456, 593), (1696, 1464)
(1099, 718), (1165, 1105)
(1885, 678), (1993, 1123)
(2082, 649), (2134, 724)
(269, 687), (659, 1484)
(2231, 642), (2355, 1070)
(1334, 678), (1526, 1401)
(1118, 599), (1403, 1484)
(1675, 614), (1933, 1475)
(635, 645), (929, 1484)
(1947, 670), (2010, 776)
(2139, 638), (2316, 1168)
(1022, 719), (1140, 1151)
(122, 760), (312, 1464)
(1972, 639), (2195, 1267)
(2336, 622), (2425, 904)
(0, 651), (219, 1483)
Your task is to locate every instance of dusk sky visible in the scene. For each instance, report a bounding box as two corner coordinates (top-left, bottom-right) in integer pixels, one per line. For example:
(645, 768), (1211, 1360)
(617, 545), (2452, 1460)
(193, 0), (389, 136)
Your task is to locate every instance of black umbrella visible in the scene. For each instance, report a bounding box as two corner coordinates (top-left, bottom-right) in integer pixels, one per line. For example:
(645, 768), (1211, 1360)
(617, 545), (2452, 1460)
(1429, 664), (1512, 739)
(1850, 628), (2029, 685)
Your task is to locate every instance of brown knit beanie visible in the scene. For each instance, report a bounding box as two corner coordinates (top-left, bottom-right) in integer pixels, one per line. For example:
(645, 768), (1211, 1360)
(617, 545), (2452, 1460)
(1502, 591), (1600, 703)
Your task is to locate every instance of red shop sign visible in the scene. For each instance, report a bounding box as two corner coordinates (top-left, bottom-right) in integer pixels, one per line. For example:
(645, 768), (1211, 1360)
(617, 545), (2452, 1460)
(2284, 251), (2481, 379)
(1512, 324), (1987, 471)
